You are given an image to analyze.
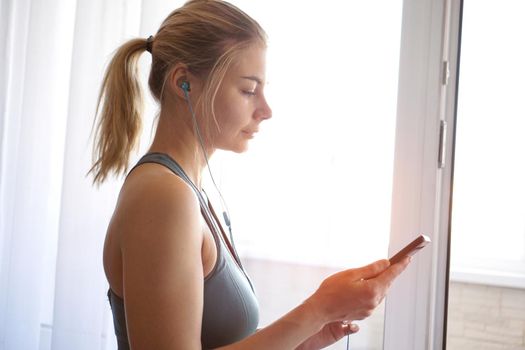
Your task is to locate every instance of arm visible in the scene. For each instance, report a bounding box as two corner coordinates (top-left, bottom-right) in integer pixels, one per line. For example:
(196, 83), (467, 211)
(119, 172), (205, 349)
(219, 258), (409, 350)
(119, 169), (409, 350)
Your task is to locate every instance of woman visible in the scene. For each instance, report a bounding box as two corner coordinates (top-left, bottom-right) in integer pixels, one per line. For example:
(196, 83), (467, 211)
(90, 0), (410, 349)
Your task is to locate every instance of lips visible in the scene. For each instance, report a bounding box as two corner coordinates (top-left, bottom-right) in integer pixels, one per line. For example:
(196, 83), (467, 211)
(241, 130), (257, 138)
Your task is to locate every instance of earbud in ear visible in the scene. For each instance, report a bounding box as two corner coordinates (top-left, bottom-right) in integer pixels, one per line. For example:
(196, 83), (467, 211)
(180, 81), (191, 92)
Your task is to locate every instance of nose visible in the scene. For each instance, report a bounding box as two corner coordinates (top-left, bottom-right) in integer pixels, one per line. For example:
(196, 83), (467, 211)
(256, 97), (272, 121)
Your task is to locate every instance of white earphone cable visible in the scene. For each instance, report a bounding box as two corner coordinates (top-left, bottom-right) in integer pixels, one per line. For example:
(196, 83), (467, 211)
(183, 87), (235, 244)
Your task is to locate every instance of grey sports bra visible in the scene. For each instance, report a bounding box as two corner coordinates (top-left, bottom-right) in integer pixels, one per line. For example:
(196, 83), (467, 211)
(107, 152), (259, 349)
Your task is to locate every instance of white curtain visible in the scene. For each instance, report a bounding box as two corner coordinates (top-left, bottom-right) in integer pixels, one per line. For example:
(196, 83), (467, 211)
(0, 0), (180, 349)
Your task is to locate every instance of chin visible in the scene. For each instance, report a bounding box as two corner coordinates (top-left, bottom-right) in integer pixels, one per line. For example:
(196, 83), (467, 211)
(218, 145), (248, 153)
(216, 136), (251, 153)
(232, 144), (249, 153)
(226, 141), (250, 153)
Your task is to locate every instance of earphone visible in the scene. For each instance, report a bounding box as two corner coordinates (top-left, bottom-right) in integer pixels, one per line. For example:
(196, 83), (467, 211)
(180, 80), (235, 245)
(181, 80), (191, 92)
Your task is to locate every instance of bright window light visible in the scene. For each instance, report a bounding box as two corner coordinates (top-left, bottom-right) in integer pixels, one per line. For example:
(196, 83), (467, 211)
(451, 0), (525, 285)
(206, 0), (403, 269)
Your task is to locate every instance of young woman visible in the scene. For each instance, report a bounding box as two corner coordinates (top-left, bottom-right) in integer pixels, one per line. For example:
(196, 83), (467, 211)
(90, 1), (410, 349)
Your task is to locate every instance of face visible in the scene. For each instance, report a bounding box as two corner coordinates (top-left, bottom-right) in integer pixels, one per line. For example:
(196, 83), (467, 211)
(210, 43), (272, 153)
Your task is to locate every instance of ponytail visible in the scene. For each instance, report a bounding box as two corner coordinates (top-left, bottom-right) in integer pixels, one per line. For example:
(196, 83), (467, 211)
(89, 0), (267, 185)
(89, 38), (148, 185)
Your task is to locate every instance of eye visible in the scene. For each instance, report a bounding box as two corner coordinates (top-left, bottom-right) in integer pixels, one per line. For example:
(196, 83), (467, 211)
(242, 90), (256, 96)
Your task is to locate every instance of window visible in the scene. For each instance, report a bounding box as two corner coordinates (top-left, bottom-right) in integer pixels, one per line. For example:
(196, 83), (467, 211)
(450, 0), (525, 288)
(205, 1), (404, 348)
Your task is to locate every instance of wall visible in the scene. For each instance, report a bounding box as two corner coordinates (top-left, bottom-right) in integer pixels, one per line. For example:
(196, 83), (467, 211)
(447, 282), (525, 350)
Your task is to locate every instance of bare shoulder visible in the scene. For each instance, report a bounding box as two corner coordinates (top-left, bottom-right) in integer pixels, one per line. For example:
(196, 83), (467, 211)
(113, 162), (204, 281)
(112, 163), (205, 349)
(113, 162), (202, 246)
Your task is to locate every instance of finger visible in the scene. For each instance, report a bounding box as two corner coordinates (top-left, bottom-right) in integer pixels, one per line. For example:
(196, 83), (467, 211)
(374, 256), (410, 286)
(351, 259), (390, 280)
(324, 322), (346, 342)
(329, 321), (359, 341)
(343, 322), (359, 335)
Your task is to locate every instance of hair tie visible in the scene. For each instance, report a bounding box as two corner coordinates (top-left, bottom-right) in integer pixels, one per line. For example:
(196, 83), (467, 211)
(146, 35), (154, 53)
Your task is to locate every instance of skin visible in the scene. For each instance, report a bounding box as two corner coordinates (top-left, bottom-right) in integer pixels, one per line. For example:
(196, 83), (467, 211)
(103, 42), (410, 350)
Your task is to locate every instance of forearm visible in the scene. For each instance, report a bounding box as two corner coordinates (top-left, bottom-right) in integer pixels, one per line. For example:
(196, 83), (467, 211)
(215, 299), (326, 350)
(214, 259), (410, 350)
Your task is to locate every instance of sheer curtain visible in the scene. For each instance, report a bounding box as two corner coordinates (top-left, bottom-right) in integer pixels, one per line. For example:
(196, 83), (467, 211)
(0, 0), (178, 349)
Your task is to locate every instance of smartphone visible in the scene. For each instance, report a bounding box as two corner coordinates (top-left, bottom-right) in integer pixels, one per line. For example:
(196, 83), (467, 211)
(389, 234), (431, 264)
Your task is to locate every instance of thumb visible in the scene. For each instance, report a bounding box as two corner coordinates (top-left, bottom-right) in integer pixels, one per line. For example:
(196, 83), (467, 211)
(342, 322), (360, 335)
(352, 259), (390, 280)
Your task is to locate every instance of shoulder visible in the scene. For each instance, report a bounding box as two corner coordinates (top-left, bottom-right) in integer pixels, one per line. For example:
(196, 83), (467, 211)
(122, 161), (199, 209)
(113, 162), (203, 250)
(112, 163), (206, 349)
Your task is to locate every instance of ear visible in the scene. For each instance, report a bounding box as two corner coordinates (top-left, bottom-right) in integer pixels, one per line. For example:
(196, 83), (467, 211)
(167, 63), (194, 100)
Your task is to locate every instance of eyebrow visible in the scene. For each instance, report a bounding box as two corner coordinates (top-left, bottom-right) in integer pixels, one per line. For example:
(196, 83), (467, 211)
(241, 75), (263, 85)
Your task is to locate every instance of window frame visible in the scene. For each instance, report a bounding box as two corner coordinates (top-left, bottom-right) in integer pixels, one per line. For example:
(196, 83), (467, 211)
(383, 0), (461, 349)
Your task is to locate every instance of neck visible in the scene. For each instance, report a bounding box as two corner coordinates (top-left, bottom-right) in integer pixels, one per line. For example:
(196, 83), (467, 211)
(148, 105), (215, 189)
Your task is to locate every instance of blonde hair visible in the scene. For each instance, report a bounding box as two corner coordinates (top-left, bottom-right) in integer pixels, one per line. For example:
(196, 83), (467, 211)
(89, 0), (266, 184)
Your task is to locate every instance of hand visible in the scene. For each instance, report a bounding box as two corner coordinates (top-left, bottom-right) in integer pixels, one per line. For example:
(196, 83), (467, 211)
(295, 321), (359, 350)
(305, 257), (410, 324)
